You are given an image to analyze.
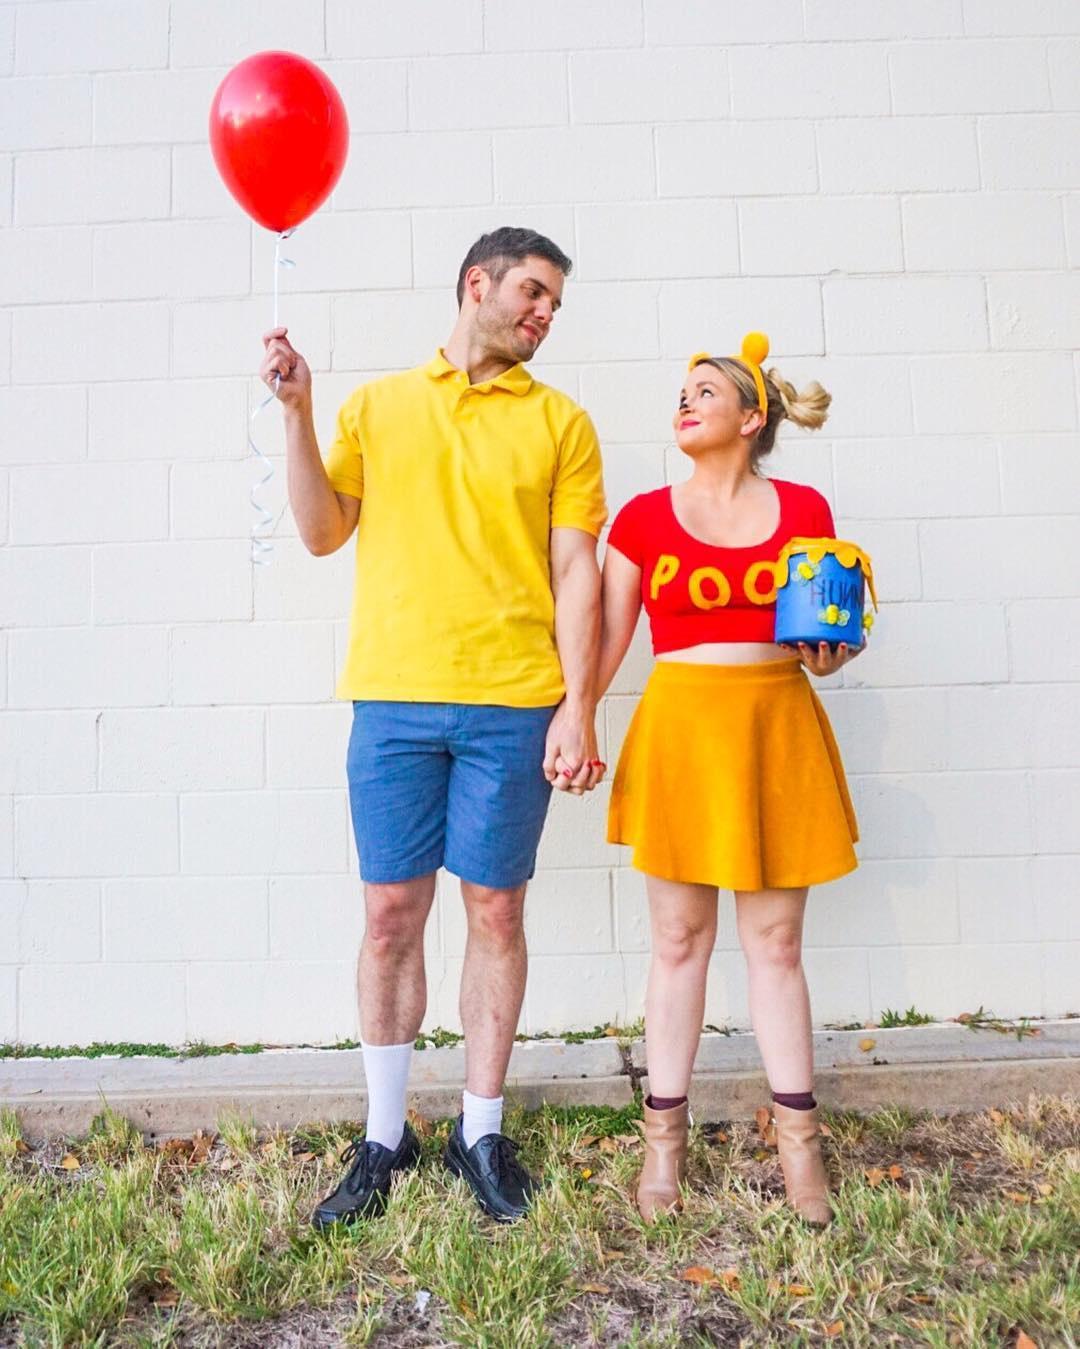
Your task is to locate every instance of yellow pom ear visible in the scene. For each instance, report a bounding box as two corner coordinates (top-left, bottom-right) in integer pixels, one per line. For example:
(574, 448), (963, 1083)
(687, 350), (711, 372)
(740, 331), (769, 366)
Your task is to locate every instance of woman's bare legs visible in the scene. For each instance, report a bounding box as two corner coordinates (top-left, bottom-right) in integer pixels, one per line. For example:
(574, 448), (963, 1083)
(643, 875), (718, 1098)
(735, 885), (831, 1225)
(734, 886), (813, 1092)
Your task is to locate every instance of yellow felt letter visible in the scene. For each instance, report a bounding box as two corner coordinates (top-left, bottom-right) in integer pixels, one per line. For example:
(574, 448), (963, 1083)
(649, 554), (681, 601)
(688, 566), (731, 609)
(744, 559), (779, 605)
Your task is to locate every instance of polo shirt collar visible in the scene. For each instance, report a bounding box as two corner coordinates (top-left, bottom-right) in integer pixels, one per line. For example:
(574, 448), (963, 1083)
(424, 349), (533, 396)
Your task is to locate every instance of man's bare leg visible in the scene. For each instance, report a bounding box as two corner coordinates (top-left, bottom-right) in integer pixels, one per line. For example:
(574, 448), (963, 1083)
(356, 875), (436, 1148)
(459, 881), (527, 1103)
(358, 875), (437, 1041)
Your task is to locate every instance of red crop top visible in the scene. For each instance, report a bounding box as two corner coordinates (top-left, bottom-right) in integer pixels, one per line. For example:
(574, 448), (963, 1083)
(606, 479), (836, 652)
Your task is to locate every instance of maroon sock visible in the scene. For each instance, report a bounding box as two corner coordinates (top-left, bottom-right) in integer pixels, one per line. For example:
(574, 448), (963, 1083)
(646, 1093), (688, 1111)
(772, 1090), (816, 1111)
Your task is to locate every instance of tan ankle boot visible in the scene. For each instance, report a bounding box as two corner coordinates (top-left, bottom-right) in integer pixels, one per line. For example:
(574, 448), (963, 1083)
(635, 1100), (689, 1222)
(772, 1103), (833, 1227)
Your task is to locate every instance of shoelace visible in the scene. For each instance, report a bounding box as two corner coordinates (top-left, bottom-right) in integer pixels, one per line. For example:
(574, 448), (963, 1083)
(489, 1135), (528, 1188)
(340, 1139), (375, 1196)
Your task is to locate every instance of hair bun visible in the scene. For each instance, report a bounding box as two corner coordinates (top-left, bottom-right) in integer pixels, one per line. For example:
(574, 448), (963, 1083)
(740, 331), (770, 366)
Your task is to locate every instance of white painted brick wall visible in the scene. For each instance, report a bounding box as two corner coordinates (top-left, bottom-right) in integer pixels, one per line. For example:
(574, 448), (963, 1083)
(16, 146), (171, 225)
(1, 6), (1076, 1050)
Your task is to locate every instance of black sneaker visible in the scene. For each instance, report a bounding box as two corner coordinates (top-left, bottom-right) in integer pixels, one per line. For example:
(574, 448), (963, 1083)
(311, 1123), (421, 1229)
(443, 1115), (536, 1223)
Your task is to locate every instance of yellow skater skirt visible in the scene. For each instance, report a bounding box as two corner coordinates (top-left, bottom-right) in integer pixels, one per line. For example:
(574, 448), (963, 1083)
(607, 659), (858, 891)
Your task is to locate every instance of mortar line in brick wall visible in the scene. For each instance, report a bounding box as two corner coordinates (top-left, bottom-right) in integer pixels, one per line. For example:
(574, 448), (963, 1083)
(848, 766), (1052, 781)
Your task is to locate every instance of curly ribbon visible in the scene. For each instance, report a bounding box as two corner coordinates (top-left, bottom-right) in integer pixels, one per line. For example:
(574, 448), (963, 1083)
(247, 230), (296, 565)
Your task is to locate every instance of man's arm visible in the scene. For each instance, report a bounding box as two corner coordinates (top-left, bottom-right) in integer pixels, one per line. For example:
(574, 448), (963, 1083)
(543, 526), (603, 796)
(260, 326), (359, 556)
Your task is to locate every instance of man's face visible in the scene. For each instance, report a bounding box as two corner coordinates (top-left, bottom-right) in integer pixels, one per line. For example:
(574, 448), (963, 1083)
(472, 256), (565, 363)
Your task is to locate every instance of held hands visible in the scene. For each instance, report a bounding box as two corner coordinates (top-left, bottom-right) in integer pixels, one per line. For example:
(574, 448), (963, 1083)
(260, 326), (312, 411)
(782, 639), (864, 677)
(543, 701), (606, 797)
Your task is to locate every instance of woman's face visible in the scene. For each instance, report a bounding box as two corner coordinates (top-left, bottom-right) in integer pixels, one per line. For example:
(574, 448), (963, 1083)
(673, 362), (761, 457)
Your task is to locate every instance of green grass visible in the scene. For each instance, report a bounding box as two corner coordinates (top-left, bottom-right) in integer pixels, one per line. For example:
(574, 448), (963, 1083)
(3, 1011), (1061, 1063)
(878, 1005), (936, 1029)
(0, 1021), (648, 1063)
(0, 1040), (266, 1061)
(1, 1096), (1076, 1346)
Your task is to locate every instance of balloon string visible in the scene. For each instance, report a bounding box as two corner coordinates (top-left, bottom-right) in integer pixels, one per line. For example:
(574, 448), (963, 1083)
(248, 230), (296, 566)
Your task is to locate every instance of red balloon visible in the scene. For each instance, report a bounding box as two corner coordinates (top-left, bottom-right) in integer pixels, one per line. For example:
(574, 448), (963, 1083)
(209, 51), (349, 233)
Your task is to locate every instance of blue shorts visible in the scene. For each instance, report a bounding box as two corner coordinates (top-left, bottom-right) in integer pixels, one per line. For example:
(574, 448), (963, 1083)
(347, 701), (558, 888)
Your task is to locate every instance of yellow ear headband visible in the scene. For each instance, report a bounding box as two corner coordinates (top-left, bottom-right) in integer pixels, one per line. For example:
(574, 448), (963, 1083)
(688, 331), (770, 417)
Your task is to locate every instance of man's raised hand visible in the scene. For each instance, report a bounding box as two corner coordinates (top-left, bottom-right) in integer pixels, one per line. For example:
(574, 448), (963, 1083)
(260, 327), (312, 411)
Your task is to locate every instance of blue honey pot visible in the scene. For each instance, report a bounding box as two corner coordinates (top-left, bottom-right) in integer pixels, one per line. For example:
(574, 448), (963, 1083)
(774, 538), (878, 650)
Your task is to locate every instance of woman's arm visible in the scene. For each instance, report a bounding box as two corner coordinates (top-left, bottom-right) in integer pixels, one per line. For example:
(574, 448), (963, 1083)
(597, 545), (643, 698)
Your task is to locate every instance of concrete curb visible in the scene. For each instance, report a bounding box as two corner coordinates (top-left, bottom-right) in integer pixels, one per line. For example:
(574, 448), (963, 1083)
(4, 1021), (1077, 1142)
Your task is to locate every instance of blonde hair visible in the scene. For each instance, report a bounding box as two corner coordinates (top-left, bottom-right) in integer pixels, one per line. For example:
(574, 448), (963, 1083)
(695, 357), (831, 469)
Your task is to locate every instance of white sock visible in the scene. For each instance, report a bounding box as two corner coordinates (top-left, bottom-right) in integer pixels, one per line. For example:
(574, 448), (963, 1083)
(462, 1089), (504, 1149)
(361, 1040), (413, 1150)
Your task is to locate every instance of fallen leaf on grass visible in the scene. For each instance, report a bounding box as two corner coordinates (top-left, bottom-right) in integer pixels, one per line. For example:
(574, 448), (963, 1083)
(754, 1105), (777, 1147)
(888, 1164), (904, 1181)
(191, 1130), (214, 1164)
(386, 1274), (410, 1288)
(859, 1037), (876, 1052)
(865, 1167), (886, 1187)
(159, 1138), (193, 1159)
(753, 1149), (771, 1162)
(786, 1284), (812, 1297)
(218, 1157), (238, 1171)
(818, 1121), (833, 1137)
(577, 1134), (599, 1149)
(406, 1109), (432, 1137)
(151, 1287), (179, 1309)
(291, 1150), (316, 1164)
(598, 1137), (620, 1155)
(603, 1025), (620, 1037)
(1037, 1183), (1053, 1196)
(989, 1108), (1006, 1124)
(911, 1293), (934, 1305)
(577, 1283), (611, 1295)
(1015, 1333), (1038, 1349)
(824, 1322), (844, 1338)
(681, 1266), (740, 1290)
(13, 1139), (29, 1155)
(1003, 1190), (1030, 1204)
(59, 1154), (80, 1171)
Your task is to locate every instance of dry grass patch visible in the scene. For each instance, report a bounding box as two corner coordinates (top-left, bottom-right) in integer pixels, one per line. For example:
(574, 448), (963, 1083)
(0, 1096), (1076, 1347)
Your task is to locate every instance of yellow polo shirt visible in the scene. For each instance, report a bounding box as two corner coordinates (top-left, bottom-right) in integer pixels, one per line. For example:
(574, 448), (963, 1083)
(324, 351), (607, 706)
